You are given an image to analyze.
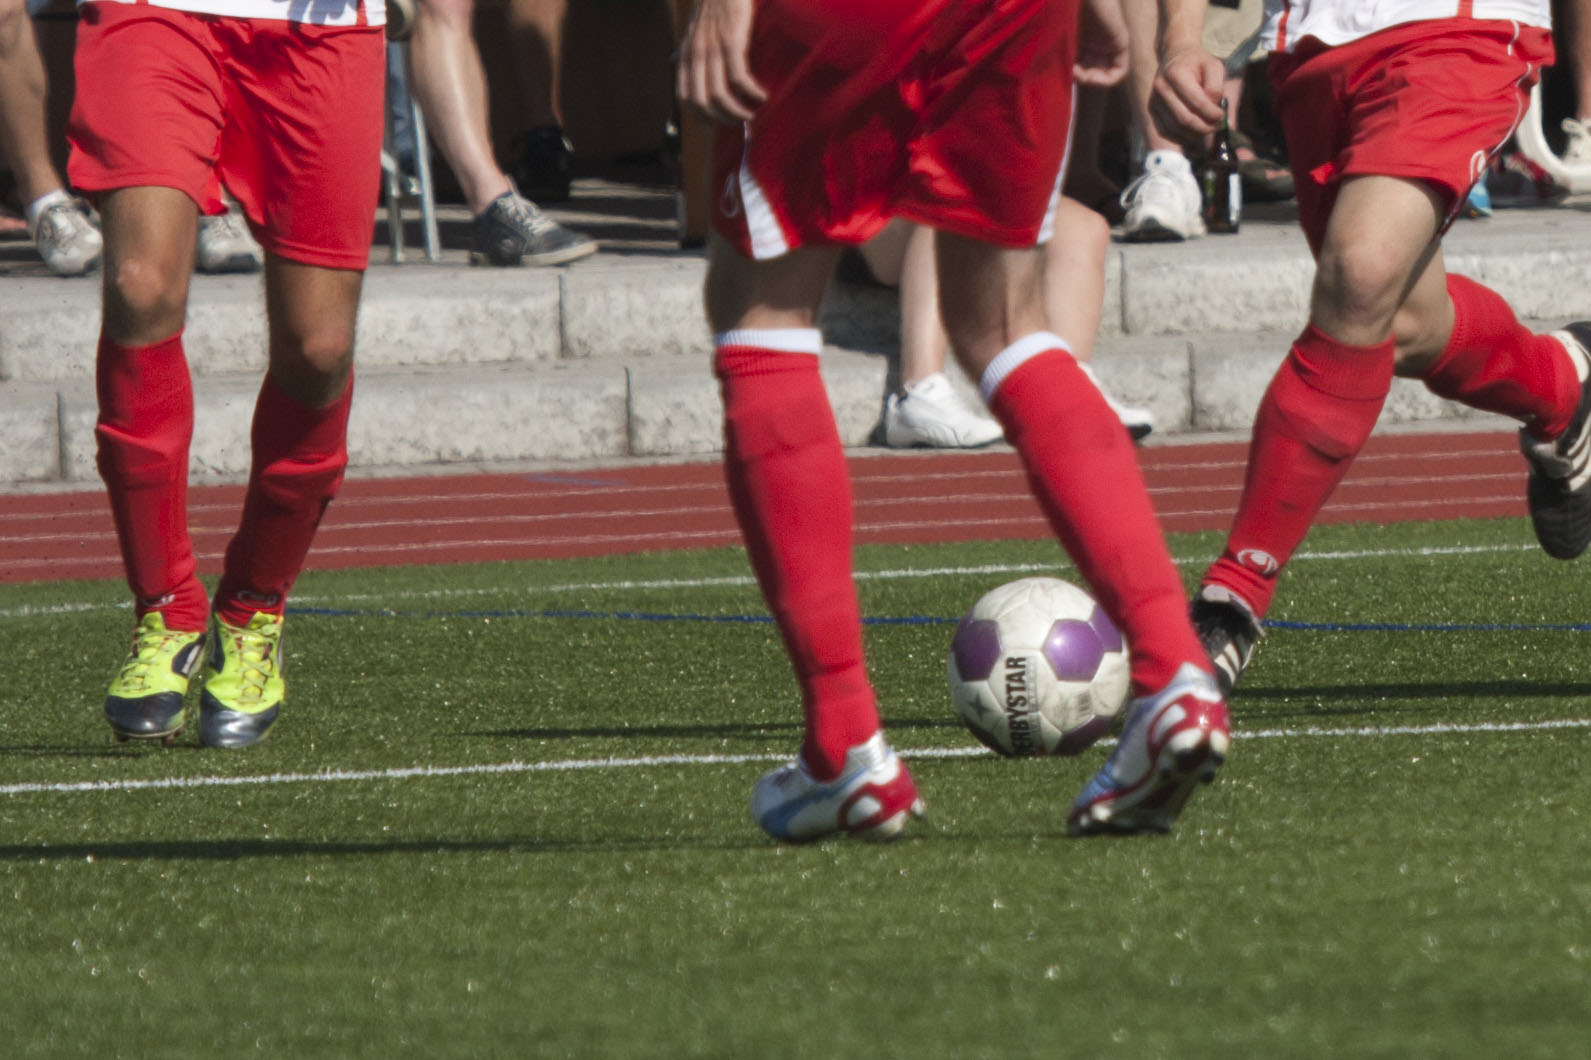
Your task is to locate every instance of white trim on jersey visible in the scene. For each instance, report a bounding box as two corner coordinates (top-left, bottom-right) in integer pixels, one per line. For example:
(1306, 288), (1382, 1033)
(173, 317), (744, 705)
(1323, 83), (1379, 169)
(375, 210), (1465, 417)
(81, 0), (386, 28)
(1035, 78), (1078, 246)
(736, 149), (791, 261)
(1263, 0), (1548, 50)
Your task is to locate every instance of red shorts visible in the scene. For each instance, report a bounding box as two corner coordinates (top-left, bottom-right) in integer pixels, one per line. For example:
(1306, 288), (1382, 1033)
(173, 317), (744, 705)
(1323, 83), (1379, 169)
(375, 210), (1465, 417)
(1270, 18), (1554, 251)
(67, 3), (385, 270)
(712, 0), (1077, 258)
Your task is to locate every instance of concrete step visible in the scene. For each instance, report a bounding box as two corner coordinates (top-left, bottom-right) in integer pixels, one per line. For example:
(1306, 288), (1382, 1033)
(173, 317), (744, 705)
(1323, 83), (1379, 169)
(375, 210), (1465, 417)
(2, 197), (1587, 486)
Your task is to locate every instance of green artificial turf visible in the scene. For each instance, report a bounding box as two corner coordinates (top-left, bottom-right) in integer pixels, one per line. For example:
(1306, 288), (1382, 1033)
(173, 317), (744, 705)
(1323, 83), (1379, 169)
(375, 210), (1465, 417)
(1, 517), (1587, 1058)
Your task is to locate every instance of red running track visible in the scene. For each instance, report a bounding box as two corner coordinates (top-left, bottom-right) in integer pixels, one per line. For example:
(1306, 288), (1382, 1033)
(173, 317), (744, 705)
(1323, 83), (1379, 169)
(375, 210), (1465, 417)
(0, 430), (1532, 585)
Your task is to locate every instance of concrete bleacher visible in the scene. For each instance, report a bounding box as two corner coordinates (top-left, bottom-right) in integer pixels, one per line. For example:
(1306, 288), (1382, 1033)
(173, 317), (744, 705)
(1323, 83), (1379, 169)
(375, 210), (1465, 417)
(2, 183), (1590, 489)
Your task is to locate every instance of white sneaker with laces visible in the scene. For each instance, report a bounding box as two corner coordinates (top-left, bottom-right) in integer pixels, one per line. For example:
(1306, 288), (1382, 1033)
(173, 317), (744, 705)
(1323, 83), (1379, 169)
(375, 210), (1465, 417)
(31, 196), (102, 277)
(196, 207), (264, 274)
(1561, 117), (1591, 169)
(883, 372), (1003, 448)
(1120, 151), (1205, 242)
(1078, 362), (1154, 441)
(751, 731), (926, 842)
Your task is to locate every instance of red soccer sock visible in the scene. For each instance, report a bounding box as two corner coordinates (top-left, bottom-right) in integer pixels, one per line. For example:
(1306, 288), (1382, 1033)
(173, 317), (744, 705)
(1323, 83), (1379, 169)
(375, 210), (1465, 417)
(716, 332), (880, 780)
(1421, 274), (1581, 441)
(1204, 324), (1394, 617)
(94, 331), (208, 631)
(214, 374), (353, 627)
(983, 338), (1207, 695)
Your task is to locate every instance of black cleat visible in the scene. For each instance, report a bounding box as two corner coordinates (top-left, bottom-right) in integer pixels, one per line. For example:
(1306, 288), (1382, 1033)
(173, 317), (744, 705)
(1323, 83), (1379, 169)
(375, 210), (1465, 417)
(1522, 323), (1591, 559)
(1191, 588), (1264, 695)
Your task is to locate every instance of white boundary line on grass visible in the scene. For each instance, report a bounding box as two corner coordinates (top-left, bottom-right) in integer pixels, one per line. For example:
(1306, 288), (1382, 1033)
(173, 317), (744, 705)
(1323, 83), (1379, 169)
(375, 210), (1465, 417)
(3, 717), (1586, 797)
(0, 542), (1540, 621)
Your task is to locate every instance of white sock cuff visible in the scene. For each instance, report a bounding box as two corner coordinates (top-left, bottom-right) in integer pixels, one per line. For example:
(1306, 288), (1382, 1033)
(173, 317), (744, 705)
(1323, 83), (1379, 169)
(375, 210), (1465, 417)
(979, 331), (1070, 403)
(714, 328), (823, 355)
(24, 188), (70, 229)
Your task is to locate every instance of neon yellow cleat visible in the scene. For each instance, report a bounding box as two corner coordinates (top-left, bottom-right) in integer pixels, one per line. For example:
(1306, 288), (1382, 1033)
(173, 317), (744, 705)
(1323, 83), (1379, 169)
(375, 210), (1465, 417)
(104, 612), (206, 745)
(199, 612), (286, 749)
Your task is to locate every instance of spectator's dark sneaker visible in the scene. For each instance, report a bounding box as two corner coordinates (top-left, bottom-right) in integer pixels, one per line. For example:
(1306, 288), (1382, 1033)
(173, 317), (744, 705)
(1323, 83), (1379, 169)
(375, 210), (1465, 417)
(513, 125), (575, 203)
(1522, 323), (1591, 559)
(1191, 586), (1264, 695)
(470, 190), (596, 267)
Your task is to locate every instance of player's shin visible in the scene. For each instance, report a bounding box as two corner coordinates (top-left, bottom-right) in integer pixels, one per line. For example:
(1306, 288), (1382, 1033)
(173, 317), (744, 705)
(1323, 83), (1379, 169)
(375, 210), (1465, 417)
(1204, 325), (1394, 616)
(715, 331), (881, 779)
(981, 335), (1206, 695)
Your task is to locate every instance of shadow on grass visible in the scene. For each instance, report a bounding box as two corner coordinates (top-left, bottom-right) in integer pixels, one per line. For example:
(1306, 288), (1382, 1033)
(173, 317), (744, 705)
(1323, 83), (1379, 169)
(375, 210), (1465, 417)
(1235, 678), (1591, 715)
(476, 714), (964, 741)
(0, 831), (959, 862)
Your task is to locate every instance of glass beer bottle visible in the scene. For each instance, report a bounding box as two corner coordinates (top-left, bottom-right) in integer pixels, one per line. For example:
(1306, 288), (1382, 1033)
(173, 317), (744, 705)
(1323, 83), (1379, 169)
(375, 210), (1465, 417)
(1202, 98), (1241, 234)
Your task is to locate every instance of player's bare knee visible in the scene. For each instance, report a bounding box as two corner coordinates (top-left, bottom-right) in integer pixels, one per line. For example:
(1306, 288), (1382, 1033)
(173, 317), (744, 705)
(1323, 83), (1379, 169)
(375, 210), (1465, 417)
(103, 256), (189, 343)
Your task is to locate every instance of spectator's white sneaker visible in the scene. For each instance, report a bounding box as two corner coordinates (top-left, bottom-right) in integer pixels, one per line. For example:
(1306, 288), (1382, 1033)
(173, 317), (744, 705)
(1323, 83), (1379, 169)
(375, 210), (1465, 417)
(1562, 117), (1591, 169)
(196, 208), (264, 274)
(1078, 362), (1154, 441)
(1120, 151), (1205, 243)
(883, 372), (1003, 449)
(31, 196), (102, 277)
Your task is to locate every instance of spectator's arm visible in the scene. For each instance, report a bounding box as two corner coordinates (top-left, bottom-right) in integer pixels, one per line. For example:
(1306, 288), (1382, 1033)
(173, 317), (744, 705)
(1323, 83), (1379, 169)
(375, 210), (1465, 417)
(1076, 0), (1130, 88)
(1151, 0), (1227, 139)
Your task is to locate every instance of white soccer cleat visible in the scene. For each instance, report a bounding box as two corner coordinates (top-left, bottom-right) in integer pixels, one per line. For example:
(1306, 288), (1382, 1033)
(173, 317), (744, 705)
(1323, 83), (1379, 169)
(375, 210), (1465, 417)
(1119, 151), (1206, 242)
(1068, 663), (1230, 836)
(883, 372), (1003, 449)
(751, 731), (925, 842)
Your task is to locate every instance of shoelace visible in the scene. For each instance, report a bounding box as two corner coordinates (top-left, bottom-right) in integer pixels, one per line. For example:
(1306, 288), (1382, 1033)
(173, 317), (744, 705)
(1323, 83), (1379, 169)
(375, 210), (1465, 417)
(116, 628), (188, 693)
(35, 201), (91, 245)
(1562, 118), (1591, 164)
(229, 629), (277, 708)
(496, 194), (561, 236)
(207, 209), (253, 244)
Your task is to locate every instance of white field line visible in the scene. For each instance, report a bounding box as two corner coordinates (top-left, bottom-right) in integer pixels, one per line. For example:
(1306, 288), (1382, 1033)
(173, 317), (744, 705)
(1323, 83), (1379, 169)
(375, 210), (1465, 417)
(0, 542), (1540, 620)
(3, 716), (1586, 798)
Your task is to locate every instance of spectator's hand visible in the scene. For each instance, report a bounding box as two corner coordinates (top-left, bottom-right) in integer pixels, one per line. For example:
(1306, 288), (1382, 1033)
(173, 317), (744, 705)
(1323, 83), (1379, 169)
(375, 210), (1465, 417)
(1150, 45), (1227, 141)
(676, 0), (767, 125)
(1075, 0), (1130, 87)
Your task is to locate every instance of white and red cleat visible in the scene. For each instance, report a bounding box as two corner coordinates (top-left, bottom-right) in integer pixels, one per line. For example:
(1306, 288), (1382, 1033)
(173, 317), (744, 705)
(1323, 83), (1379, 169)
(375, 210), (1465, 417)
(751, 732), (926, 842)
(1068, 663), (1230, 836)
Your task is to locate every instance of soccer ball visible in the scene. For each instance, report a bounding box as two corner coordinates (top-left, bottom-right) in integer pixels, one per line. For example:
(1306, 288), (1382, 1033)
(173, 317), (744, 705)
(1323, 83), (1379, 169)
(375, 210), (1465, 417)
(946, 576), (1130, 757)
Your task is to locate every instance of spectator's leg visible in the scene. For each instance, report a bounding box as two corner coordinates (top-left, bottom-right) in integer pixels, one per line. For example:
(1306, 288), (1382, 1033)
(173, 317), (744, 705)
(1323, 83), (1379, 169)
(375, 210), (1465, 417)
(407, 0), (510, 215)
(0, 0), (59, 202)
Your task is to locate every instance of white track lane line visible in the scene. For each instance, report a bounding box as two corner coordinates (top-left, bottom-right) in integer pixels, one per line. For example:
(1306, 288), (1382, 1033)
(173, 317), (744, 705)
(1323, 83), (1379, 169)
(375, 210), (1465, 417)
(2, 716), (1585, 797)
(0, 542), (1542, 619)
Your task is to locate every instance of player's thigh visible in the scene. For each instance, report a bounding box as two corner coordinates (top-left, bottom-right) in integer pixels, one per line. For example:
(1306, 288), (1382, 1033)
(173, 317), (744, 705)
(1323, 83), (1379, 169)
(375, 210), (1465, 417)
(703, 235), (841, 333)
(935, 233), (1048, 374)
(215, 21), (385, 271)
